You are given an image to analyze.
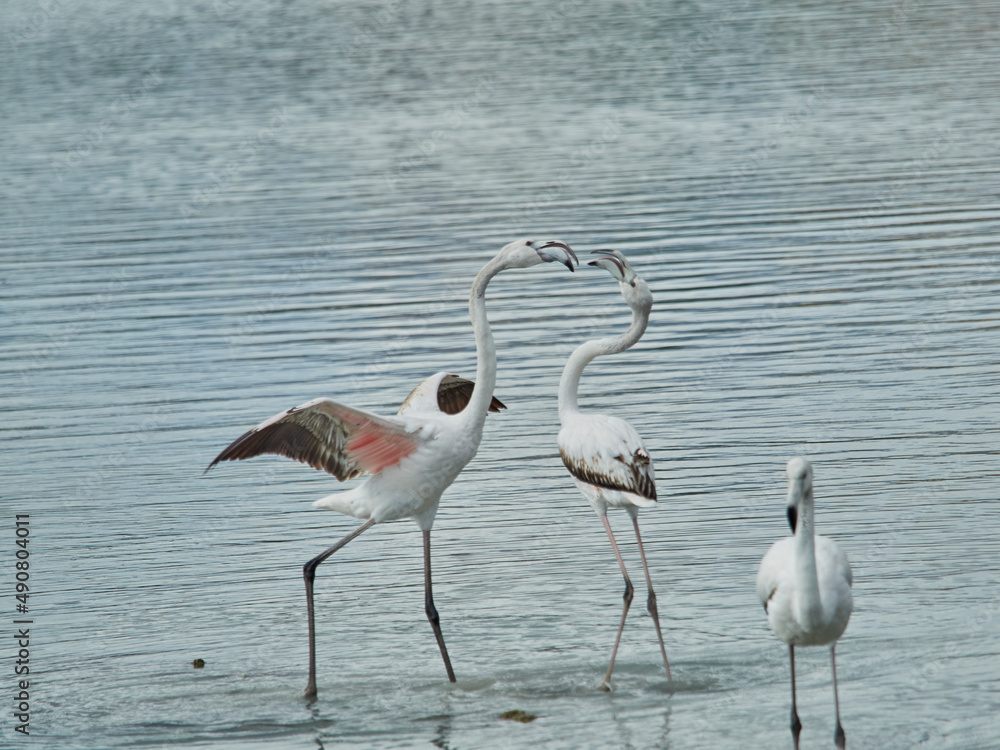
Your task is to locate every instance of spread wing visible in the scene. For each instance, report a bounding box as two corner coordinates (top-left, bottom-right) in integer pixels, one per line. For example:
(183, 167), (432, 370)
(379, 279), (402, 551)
(206, 398), (420, 480)
(558, 415), (656, 501)
(398, 372), (505, 416)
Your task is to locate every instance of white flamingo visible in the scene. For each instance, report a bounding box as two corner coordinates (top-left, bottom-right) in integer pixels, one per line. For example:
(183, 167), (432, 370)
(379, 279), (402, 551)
(557, 249), (670, 689)
(207, 239), (578, 698)
(756, 457), (853, 749)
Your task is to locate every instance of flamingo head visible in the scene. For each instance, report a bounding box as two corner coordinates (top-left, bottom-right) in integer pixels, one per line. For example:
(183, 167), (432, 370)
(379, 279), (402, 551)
(588, 249), (637, 285)
(588, 249), (653, 313)
(785, 457), (814, 532)
(499, 239), (578, 271)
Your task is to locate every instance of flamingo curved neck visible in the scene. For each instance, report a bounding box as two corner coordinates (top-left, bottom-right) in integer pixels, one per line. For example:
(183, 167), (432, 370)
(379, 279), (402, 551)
(558, 298), (649, 419)
(465, 255), (506, 424)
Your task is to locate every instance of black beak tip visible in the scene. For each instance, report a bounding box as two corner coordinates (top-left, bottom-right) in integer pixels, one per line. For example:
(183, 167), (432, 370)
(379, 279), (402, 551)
(786, 505), (798, 533)
(538, 241), (577, 270)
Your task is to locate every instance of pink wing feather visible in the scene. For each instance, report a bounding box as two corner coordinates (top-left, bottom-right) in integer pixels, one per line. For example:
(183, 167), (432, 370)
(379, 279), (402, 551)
(207, 398), (420, 480)
(345, 421), (419, 474)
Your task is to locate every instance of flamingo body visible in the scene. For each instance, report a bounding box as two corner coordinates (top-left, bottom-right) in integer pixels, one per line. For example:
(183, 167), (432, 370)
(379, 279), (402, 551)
(756, 457), (853, 749)
(757, 533), (853, 647)
(311, 402), (482, 528)
(559, 412), (657, 514)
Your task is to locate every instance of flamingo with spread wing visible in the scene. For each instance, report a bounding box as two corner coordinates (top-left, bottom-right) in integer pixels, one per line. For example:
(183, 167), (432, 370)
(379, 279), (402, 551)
(208, 240), (577, 698)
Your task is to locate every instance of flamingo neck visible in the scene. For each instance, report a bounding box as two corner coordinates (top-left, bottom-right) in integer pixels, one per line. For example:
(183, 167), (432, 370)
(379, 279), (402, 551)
(464, 255), (505, 425)
(558, 292), (649, 420)
(793, 488), (823, 628)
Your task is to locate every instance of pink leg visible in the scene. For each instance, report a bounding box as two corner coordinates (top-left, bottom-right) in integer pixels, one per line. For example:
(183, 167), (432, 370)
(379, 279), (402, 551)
(600, 514), (634, 689)
(631, 515), (670, 679)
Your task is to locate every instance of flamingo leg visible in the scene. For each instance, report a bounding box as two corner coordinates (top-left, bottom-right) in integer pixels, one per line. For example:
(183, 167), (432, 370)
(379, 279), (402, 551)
(631, 515), (670, 680)
(789, 644), (802, 750)
(423, 529), (457, 682)
(832, 645), (846, 749)
(302, 517), (376, 700)
(600, 514), (634, 690)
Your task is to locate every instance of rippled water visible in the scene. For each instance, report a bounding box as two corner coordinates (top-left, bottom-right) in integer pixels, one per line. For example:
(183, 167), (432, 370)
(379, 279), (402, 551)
(3, 1), (1000, 748)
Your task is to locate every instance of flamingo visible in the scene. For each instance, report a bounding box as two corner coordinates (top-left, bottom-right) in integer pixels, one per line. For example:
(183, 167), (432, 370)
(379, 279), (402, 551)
(557, 249), (670, 689)
(207, 239), (578, 698)
(756, 457), (853, 749)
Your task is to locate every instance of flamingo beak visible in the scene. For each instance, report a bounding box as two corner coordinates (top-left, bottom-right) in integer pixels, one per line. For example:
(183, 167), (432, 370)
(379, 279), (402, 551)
(588, 249), (638, 286)
(786, 505), (798, 533)
(537, 241), (578, 271)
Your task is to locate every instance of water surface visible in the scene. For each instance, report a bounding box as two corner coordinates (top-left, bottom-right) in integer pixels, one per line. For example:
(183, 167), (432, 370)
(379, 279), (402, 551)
(3, 1), (1000, 748)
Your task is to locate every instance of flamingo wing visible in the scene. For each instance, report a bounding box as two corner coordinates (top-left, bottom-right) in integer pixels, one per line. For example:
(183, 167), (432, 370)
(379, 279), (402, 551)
(207, 398), (420, 479)
(558, 415), (657, 501)
(756, 538), (792, 614)
(398, 372), (505, 416)
(436, 373), (506, 414)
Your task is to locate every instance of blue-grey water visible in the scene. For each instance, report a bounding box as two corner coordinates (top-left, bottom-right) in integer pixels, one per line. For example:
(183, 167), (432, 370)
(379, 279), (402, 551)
(3, 1), (1000, 748)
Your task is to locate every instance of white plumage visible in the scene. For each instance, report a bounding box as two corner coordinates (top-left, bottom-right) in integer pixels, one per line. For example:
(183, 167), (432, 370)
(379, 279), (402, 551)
(557, 249), (670, 688)
(207, 239), (577, 698)
(306, 395), (478, 528)
(559, 412), (657, 509)
(756, 457), (853, 749)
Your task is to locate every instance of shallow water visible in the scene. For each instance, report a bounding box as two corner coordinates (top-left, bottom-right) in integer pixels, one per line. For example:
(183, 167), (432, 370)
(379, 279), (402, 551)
(3, 1), (1000, 748)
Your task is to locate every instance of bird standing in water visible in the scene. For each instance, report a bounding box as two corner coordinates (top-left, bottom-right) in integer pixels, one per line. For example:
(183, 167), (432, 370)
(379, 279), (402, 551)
(208, 239), (577, 698)
(757, 457), (853, 749)
(557, 249), (670, 689)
